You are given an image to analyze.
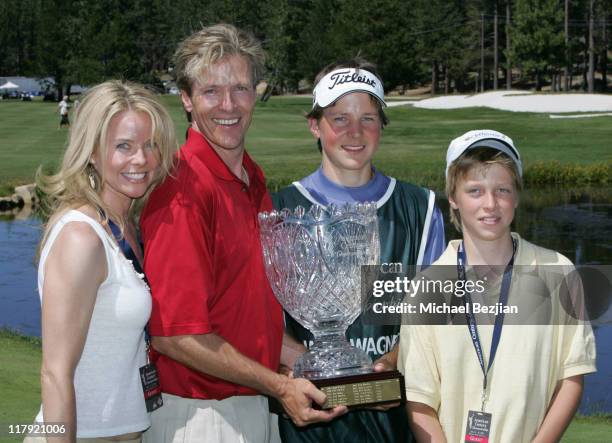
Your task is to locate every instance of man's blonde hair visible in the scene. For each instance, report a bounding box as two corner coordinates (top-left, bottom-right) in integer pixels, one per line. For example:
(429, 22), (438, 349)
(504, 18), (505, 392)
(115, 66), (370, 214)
(37, 80), (178, 252)
(174, 23), (265, 96)
(446, 147), (523, 232)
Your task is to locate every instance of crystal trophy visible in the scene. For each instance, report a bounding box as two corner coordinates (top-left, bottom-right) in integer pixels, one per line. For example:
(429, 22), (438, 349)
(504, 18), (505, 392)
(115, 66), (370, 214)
(259, 203), (405, 409)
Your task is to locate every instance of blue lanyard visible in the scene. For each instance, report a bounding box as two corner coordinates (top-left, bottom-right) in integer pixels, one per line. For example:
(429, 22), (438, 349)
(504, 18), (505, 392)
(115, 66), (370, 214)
(456, 239), (515, 410)
(107, 218), (151, 348)
(107, 218), (144, 275)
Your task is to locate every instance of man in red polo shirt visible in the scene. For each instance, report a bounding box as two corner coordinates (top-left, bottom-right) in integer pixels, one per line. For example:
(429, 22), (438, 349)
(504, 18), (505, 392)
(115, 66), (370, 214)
(140, 24), (346, 443)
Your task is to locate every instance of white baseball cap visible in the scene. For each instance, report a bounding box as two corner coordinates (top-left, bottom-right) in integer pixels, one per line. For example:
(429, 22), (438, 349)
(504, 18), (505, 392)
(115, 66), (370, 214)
(312, 68), (386, 109)
(446, 129), (522, 177)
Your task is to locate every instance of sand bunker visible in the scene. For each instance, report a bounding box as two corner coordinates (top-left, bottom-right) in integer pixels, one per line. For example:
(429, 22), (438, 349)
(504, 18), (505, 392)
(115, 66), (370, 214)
(386, 100), (416, 107)
(412, 90), (612, 113)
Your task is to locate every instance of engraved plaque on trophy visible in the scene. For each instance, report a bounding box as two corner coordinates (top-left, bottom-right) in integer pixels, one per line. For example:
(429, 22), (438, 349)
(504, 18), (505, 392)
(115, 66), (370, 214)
(259, 203), (405, 409)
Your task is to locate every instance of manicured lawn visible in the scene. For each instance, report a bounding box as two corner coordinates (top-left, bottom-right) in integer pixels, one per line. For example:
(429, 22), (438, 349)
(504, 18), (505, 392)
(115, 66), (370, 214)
(562, 415), (612, 442)
(0, 331), (41, 443)
(0, 330), (609, 442)
(0, 96), (611, 195)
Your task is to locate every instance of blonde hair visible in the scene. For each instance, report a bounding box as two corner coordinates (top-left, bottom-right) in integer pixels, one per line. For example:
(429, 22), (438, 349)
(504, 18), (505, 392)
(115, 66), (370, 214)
(446, 147), (523, 232)
(174, 23), (265, 96)
(37, 80), (178, 252)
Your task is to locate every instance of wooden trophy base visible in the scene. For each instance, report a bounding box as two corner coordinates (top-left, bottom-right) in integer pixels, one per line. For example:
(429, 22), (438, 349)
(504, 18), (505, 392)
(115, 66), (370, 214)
(313, 370), (406, 410)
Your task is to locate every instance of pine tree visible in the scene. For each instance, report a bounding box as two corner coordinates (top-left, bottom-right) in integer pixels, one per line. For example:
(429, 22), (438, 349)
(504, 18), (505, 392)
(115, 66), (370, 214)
(511, 0), (565, 90)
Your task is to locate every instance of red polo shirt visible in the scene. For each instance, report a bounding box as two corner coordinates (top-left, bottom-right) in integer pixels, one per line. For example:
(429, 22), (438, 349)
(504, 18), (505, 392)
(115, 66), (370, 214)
(140, 128), (283, 400)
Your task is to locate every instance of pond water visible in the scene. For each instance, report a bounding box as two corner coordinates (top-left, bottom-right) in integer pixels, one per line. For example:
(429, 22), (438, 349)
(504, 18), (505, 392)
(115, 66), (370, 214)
(0, 209), (41, 337)
(1, 188), (611, 414)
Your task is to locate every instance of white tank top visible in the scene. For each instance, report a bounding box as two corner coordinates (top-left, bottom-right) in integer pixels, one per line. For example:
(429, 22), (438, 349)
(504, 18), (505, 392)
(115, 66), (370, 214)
(36, 210), (151, 437)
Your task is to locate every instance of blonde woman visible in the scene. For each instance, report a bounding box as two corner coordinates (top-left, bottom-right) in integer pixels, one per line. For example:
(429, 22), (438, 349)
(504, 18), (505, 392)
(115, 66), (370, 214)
(32, 80), (177, 442)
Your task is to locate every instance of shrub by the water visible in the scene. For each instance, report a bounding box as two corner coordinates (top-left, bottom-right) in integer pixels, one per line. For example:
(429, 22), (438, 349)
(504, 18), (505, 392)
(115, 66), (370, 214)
(525, 162), (612, 186)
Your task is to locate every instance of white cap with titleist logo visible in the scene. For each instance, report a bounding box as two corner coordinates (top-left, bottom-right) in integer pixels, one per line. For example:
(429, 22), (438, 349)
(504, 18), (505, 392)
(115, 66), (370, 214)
(446, 129), (523, 177)
(312, 68), (386, 109)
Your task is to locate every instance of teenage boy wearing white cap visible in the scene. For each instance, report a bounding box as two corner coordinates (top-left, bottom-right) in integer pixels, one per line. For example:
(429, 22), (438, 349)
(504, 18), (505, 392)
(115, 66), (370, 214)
(398, 130), (596, 442)
(272, 57), (446, 443)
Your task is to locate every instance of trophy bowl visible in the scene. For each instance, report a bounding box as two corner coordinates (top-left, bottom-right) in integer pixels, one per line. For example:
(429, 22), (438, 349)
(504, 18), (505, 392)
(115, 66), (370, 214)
(260, 203), (405, 409)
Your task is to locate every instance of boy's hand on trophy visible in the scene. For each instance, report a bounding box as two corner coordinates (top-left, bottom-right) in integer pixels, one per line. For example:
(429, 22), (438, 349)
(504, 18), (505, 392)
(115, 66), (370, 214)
(368, 350), (401, 411)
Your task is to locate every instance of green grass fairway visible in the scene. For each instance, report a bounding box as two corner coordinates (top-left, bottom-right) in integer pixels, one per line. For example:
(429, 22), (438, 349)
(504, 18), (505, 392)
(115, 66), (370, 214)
(1, 96), (611, 194)
(0, 330), (610, 442)
(249, 97), (612, 189)
(0, 331), (41, 443)
(563, 415), (612, 442)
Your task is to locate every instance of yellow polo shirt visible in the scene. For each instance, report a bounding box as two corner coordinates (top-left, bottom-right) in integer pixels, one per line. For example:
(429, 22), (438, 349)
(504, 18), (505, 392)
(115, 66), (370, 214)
(398, 233), (596, 443)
